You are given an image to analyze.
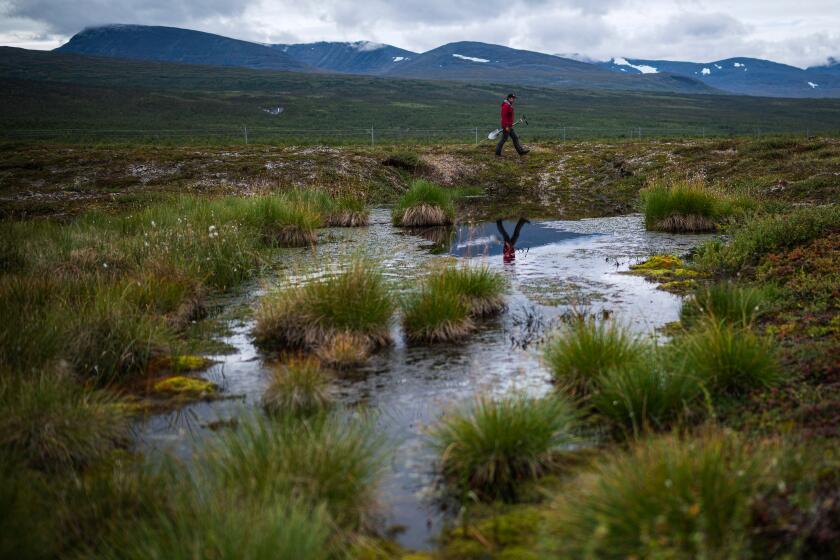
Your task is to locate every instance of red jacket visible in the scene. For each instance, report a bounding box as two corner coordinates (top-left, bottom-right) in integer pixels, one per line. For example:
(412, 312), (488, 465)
(500, 100), (514, 129)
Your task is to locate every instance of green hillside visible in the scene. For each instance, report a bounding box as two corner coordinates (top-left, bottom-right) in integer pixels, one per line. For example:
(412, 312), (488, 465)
(2, 47), (840, 144)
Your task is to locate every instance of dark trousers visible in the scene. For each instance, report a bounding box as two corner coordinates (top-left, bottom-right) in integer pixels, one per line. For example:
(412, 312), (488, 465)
(495, 129), (525, 155)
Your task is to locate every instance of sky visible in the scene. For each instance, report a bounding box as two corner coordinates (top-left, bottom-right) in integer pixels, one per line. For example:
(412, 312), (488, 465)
(0, 0), (838, 68)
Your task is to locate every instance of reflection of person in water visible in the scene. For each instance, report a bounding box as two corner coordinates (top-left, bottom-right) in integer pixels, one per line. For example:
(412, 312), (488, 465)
(496, 218), (530, 263)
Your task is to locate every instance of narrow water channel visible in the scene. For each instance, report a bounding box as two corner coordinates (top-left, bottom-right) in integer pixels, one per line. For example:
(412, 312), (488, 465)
(136, 208), (710, 550)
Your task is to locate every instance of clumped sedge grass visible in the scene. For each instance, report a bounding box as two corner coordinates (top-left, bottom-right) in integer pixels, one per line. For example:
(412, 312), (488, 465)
(325, 196), (370, 227)
(401, 283), (474, 343)
(544, 431), (766, 558)
(315, 331), (373, 369)
(210, 413), (387, 530)
(242, 195), (321, 247)
(105, 497), (334, 560)
(392, 179), (455, 227)
(591, 355), (703, 434)
(675, 319), (781, 396)
(430, 395), (579, 501)
(680, 281), (772, 329)
(262, 357), (332, 417)
(543, 319), (644, 394)
(254, 262), (394, 353)
(0, 369), (129, 471)
(640, 177), (754, 233)
(427, 265), (507, 317)
(694, 205), (840, 274)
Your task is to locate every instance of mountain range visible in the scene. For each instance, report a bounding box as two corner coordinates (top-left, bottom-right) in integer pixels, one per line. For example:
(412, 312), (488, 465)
(55, 24), (840, 98)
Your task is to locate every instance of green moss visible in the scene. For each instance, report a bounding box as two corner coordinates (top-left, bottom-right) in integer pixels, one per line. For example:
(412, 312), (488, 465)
(630, 254), (683, 271)
(152, 376), (218, 398)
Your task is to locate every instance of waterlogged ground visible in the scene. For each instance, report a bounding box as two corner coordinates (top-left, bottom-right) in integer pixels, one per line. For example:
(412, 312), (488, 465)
(137, 207), (710, 550)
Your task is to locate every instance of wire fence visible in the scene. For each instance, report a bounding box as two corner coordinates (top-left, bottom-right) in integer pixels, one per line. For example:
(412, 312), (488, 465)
(4, 125), (839, 145)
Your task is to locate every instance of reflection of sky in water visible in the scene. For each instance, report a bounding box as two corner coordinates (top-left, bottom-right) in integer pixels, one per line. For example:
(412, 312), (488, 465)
(450, 219), (594, 257)
(136, 209), (711, 551)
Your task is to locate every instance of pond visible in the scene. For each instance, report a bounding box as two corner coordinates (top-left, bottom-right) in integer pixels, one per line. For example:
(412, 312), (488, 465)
(136, 208), (710, 550)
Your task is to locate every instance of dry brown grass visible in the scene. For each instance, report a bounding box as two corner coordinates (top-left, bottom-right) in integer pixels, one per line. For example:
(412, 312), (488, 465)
(315, 332), (373, 369)
(325, 211), (369, 228)
(405, 317), (475, 344)
(273, 227), (318, 247)
(654, 214), (718, 233)
(399, 204), (452, 227)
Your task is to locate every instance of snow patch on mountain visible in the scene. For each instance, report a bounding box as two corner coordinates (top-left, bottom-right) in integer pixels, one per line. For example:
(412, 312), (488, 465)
(714, 64), (722, 69)
(612, 57), (658, 74)
(452, 54), (489, 63)
(733, 62), (746, 68)
(808, 82), (819, 88)
(701, 67), (711, 75)
(393, 56), (406, 62)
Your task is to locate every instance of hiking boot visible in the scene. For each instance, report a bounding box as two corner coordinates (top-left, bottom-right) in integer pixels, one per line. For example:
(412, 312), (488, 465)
(518, 148), (531, 156)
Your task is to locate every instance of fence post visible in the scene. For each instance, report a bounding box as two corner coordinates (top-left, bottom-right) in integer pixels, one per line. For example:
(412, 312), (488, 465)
(562, 127), (566, 142)
(243, 125), (249, 145)
(638, 127), (642, 139)
(370, 126), (374, 147)
(475, 127), (478, 145)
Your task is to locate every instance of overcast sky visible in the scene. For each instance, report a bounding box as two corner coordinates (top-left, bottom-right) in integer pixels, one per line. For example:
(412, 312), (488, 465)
(1, 0), (838, 68)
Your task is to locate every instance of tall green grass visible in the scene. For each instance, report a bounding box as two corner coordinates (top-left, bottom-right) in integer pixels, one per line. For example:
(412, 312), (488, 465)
(427, 265), (507, 317)
(402, 283), (474, 343)
(543, 319), (644, 394)
(680, 282), (773, 329)
(430, 395), (579, 500)
(0, 369), (129, 470)
(262, 357), (333, 417)
(209, 413), (387, 530)
(640, 177), (754, 232)
(694, 205), (840, 273)
(254, 261), (395, 352)
(544, 431), (766, 558)
(675, 320), (781, 396)
(392, 179), (455, 227)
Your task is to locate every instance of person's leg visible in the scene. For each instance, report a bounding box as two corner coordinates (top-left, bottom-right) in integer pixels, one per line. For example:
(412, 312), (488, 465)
(495, 130), (509, 155)
(510, 129), (526, 154)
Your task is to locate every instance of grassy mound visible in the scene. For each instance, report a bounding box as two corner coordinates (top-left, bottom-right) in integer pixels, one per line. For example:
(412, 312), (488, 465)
(253, 262), (394, 355)
(392, 179), (455, 227)
(430, 395), (579, 500)
(244, 195), (321, 247)
(262, 357), (332, 417)
(427, 265), (507, 317)
(543, 319), (643, 395)
(325, 196), (370, 227)
(680, 282), (773, 329)
(640, 178), (753, 233)
(402, 283), (474, 343)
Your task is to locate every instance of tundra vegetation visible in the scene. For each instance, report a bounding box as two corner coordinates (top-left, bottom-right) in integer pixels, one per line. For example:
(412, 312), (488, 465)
(1, 137), (839, 559)
(392, 179), (456, 227)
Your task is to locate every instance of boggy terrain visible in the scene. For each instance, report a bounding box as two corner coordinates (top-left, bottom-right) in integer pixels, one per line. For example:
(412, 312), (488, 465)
(1, 137), (839, 559)
(2, 136), (839, 220)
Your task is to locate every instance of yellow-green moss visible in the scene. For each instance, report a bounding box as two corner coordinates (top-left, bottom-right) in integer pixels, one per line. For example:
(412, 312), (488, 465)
(660, 279), (698, 294)
(630, 255), (683, 271)
(171, 354), (212, 371)
(442, 506), (547, 559)
(152, 375), (218, 397)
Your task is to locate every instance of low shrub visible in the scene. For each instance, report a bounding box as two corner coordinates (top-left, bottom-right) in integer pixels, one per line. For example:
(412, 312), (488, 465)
(430, 395), (579, 501)
(693, 205), (840, 274)
(392, 179), (455, 227)
(262, 357), (332, 417)
(0, 369), (129, 471)
(543, 319), (644, 394)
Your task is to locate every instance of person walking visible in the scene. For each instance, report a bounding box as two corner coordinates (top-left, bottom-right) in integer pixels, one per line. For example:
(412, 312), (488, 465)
(495, 93), (529, 157)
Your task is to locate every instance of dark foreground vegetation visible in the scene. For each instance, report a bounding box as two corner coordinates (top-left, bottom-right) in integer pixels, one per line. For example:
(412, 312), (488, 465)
(1, 136), (838, 559)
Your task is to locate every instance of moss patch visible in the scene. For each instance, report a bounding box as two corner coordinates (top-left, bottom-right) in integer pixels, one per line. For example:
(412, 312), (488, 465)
(151, 375), (218, 398)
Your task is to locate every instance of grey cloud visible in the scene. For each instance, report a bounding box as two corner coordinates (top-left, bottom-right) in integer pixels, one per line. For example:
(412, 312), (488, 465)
(656, 12), (749, 42)
(3, 0), (251, 34)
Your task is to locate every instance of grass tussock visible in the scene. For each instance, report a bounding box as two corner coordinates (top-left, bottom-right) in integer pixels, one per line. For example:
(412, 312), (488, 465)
(315, 331), (373, 369)
(253, 261), (394, 355)
(0, 368), (129, 471)
(431, 395), (579, 500)
(392, 179), (455, 227)
(680, 281), (773, 329)
(640, 177), (754, 233)
(325, 196), (370, 227)
(675, 319), (781, 396)
(427, 265), (507, 317)
(543, 318), (643, 395)
(694, 205), (840, 274)
(210, 413), (387, 530)
(402, 283), (474, 343)
(262, 357), (332, 417)
(543, 431), (830, 559)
